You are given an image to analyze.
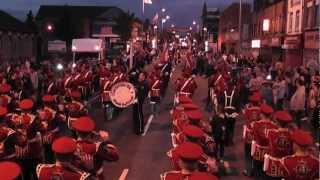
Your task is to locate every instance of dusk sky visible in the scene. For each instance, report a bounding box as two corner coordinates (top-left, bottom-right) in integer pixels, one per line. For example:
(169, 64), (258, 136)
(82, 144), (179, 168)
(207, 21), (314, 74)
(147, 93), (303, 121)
(1, 0), (252, 27)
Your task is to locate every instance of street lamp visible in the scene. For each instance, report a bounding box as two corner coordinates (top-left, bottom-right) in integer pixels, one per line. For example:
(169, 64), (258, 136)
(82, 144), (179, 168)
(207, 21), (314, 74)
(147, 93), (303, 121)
(47, 24), (53, 32)
(166, 15), (170, 20)
(189, 26), (193, 31)
(171, 24), (175, 28)
(162, 8), (166, 12)
(161, 18), (167, 31)
(192, 21), (196, 25)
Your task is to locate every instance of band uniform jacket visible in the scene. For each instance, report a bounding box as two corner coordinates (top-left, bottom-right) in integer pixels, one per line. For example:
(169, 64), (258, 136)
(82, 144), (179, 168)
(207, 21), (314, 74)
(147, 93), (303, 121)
(243, 106), (261, 144)
(0, 124), (16, 160)
(75, 138), (119, 179)
(36, 163), (91, 180)
(9, 113), (42, 159)
(281, 154), (319, 180)
(266, 128), (293, 158)
(251, 119), (278, 161)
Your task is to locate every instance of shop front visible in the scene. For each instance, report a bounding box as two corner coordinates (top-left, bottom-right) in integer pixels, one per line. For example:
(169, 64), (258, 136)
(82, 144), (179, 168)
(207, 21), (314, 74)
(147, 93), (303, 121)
(283, 35), (303, 69)
(303, 30), (319, 73)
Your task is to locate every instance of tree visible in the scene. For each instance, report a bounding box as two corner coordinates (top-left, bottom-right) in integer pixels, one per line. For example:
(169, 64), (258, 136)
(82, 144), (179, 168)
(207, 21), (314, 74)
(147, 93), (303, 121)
(25, 10), (38, 32)
(113, 11), (139, 41)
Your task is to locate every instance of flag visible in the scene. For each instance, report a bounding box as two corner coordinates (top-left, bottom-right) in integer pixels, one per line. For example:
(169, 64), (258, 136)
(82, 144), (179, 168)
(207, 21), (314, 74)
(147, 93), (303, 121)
(142, 0), (152, 14)
(152, 13), (159, 25)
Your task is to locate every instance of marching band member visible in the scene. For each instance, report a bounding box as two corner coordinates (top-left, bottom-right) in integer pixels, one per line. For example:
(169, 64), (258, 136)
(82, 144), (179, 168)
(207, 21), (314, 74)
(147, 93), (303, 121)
(263, 110), (294, 179)
(36, 137), (91, 180)
(0, 106), (17, 161)
(220, 81), (239, 145)
(11, 99), (42, 180)
(132, 72), (149, 135)
(149, 69), (162, 115)
(175, 72), (197, 103)
(250, 103), (278, 177)
(38, 95), (59, 163)
(162, 142), (204, 180)
(280, 130), (319, 180)
(242, 92), (261, 176)
(72, 116), (119, 179)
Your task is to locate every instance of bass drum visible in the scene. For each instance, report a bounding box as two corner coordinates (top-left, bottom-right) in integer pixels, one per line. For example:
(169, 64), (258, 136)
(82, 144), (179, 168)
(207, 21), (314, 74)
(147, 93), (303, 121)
(110, 82), (136, 108)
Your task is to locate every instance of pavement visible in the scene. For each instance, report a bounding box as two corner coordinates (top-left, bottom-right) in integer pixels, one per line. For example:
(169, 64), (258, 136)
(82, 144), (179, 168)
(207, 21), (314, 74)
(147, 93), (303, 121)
(87, 64), (252, 180)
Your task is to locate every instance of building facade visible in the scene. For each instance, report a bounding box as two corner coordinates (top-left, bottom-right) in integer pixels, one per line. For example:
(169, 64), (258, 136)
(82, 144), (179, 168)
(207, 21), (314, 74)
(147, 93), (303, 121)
(218, 3), (252, 55)
(284, 0), (304, 69)
(251, 0), (287, 62)
(0, 10), (36, 63)
(36, 5), (125, 56)
(303, 0), (319, 72)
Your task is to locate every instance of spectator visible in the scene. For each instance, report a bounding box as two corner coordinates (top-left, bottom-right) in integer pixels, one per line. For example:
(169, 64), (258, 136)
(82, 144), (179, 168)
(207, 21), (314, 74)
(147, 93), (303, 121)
(290, 79), (306, 127)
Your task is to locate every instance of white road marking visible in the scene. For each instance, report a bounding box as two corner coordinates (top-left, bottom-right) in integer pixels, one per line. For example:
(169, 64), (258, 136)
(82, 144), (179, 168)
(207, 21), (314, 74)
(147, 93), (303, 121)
(118, 168), (129, 180)
(142, 114), (154, 136)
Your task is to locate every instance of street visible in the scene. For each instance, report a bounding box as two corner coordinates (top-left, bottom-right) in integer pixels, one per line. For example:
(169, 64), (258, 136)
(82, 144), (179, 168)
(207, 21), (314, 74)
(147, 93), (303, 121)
(89, 65), (250, 180)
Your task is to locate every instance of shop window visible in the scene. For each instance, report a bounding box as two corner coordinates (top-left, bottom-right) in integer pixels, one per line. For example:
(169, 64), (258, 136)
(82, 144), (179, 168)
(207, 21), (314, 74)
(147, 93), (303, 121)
(289, 12), (293, 32)
(295, 10), (300, 32)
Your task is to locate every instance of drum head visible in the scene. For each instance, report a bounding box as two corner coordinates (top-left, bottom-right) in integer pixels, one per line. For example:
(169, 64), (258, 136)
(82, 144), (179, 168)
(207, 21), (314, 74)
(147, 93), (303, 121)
(110, 82), (136, 108)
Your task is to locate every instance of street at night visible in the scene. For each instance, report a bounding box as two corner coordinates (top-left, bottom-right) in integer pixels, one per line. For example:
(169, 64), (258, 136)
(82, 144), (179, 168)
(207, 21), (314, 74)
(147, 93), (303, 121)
(0, 0), (319, 180)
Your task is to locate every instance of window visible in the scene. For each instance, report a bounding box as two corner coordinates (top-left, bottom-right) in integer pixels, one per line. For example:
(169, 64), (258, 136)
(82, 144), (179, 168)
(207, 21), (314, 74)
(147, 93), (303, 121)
(295, 10), (300, 32)
(316, 5), (320, 26)
(289, 12), (293, 32)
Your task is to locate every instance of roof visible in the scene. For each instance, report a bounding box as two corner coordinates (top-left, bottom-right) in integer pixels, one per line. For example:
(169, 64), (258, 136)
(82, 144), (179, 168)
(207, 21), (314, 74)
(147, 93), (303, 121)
(36, 5), (123, 20)
(0, 10), (33, 33)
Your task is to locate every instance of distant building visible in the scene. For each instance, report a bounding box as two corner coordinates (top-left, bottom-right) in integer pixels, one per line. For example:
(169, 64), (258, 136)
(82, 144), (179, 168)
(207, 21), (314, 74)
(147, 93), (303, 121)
(202, 4), (220, 43)
(251, 0), (287, 63)
(302, 0), (319, 71)
(284, 0), (304, 69)
(36, 5), (125, 55)
(218, 3), (252, 55)
(0, 10), (36, 63)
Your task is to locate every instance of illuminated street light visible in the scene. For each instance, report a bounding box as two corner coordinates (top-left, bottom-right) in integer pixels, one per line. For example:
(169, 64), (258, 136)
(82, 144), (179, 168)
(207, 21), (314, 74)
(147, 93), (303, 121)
(47, 24), (53, 32)
(171, 24), (175, 28)
(94, 45), (100, 51)
(166, 15), (170, 20)
(203, 27), (207, 31)
(189, 26), (193, 30)
(230, 29), (235, 32)
(154, 25), (158, 29)
(162, 8), (166, 12)
(56, 63), (63, 70)
(192, 21), (196, 25)
(72, 63), (76, 68)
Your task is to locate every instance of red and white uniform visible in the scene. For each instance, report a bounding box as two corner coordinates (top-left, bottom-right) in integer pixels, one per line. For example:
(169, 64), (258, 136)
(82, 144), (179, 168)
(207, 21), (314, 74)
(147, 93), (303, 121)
(160, 171), (190, 180)
(282, 154), (319, 180)
(175, 77), (197, 97)
(243, 106), (261, 144)
(251, 119), (278, 161)
(267, 128), (293, 158)
(36, 163), (91, 180)
(149, 74), (161, 98)
(75, 139), (119, 180)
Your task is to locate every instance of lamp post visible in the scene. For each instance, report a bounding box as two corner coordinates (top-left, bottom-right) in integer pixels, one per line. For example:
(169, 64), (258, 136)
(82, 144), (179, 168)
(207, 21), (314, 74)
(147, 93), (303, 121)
(161, 18), (167, 31)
